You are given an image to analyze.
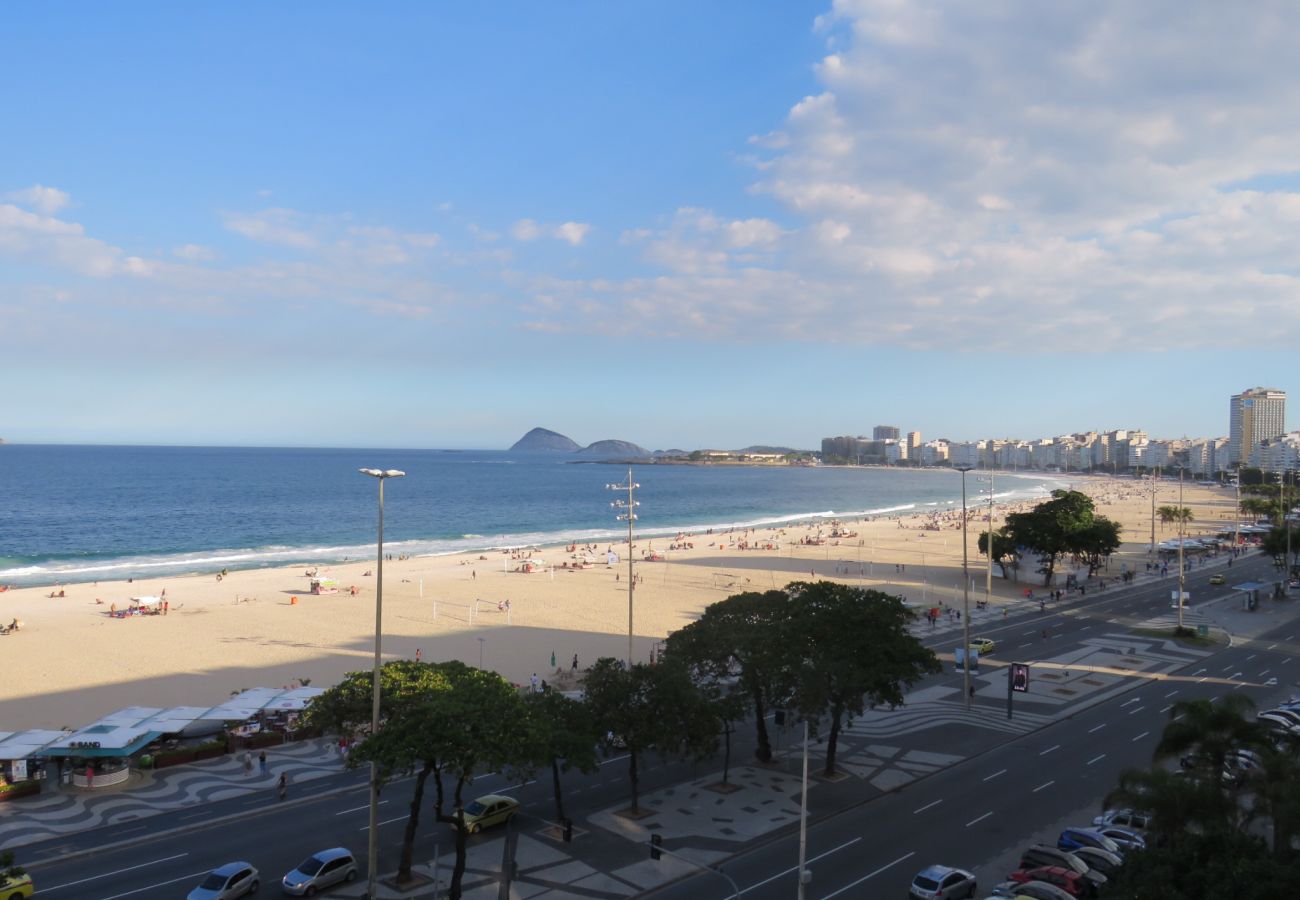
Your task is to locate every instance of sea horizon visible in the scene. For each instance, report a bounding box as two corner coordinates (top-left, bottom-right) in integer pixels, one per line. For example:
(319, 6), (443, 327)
(0, 444), (1067, 588)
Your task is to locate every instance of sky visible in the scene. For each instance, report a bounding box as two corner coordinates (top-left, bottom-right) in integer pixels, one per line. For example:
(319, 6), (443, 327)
(2, 0), (1297, 450)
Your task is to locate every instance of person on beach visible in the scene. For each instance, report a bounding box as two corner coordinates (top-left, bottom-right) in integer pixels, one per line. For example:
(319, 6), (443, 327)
(277, 773), (288, 801)
(572, 653), (579, 671)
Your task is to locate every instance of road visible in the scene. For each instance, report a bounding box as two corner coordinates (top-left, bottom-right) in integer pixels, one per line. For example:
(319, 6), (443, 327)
(651, 553), (1296, 898)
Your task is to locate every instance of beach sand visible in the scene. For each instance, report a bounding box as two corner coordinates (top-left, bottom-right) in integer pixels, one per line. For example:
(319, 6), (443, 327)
(0, 476), (1236, 732)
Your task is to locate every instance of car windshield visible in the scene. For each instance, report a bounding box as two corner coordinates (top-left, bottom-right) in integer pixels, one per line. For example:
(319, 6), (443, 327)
(296, 856), (326, 875)
(200, 873), (229, 889)
(913, 875), (939, 889)
(464, 801), (487, 816)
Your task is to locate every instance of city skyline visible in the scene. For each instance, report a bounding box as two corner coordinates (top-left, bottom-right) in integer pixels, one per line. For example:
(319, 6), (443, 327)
(4, 2), (1300, 448)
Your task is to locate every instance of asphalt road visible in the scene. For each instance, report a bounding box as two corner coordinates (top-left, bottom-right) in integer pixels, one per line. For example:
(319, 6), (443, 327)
(651, 553), (1297, 899)
(20, 552), (1293, 899)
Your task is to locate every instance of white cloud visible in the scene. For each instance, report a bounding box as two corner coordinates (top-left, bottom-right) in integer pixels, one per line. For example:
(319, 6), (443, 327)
(173, 243), (215, 261)
(512, 218), (592, 245)
(223, 208), (318, 249)
(0, 203), (133, 277)
(7, 184), (71, 215)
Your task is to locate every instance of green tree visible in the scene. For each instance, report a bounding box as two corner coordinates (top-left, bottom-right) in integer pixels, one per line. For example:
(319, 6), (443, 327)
(783, 581), (940, 776)
(1075, 518), (1124, 576)
(1003, 490), (1122, 586)
(663, 589), (795, 763)
(1260, 526), (1297, 570)
(305, 660), (529, 898)
(1157, 505), (1194, 527)
(522, 687), (601, 825)
(583, 658), (719, 813)
(1103, 831), (1300, 899)
(976, 527), (1018, 578)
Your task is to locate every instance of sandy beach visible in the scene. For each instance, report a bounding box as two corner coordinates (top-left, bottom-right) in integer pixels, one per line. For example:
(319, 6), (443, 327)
(0, 476), (1236, 732)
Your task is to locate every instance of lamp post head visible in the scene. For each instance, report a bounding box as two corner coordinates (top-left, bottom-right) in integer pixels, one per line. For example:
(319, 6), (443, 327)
(954, 464), (973, 473)
(360, 468), (406, 479)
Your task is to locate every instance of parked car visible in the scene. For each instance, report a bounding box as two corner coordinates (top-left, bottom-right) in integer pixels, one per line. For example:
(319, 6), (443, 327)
(456, 794), (520, 833)
(1070, 846), (1122, 878)
(1057, 828), (1124, 859)
(1258, 712), (1300, 735)
(1091, 808), (1150, 832)
(990, 880), (1075, 900)
(1258, 712), (1300, 733)
(1018, 845), (1106, 894)
(1008, 867), (1089, 898)
(1209, 574), (1226, 585)
(991, 880), (1076, 900)
(281, 847), (357, 896)
(970, 638), (997, 655)
(188, 862), (259, 900)
(1094, 825), (1146, 850)
(908, 864), (978, 899)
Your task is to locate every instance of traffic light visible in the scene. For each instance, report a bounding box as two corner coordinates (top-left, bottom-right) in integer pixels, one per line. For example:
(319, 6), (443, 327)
(650, 833), (663, 860)
(1011, 663), (1030, 693)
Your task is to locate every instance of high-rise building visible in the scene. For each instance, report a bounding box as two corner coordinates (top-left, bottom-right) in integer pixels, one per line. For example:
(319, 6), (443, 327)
(1229, 387), (1287, 467)
(873, 425), (900, 441)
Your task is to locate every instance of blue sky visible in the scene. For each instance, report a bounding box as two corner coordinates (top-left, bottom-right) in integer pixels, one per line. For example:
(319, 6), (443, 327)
(2, 1), (1296, 449)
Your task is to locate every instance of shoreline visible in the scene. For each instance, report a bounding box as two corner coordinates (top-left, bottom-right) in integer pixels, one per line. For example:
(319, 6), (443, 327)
(0, 468), (1067, 590)
(0, 476), (1235, 733)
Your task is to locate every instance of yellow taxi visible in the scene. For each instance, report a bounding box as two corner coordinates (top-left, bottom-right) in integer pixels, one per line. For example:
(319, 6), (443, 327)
(1209, 574), (1226, 585)
(0, 870), (34, 899)
(456, 794), (520, 833)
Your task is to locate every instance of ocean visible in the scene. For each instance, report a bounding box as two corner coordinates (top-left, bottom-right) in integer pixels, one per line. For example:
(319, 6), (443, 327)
(0, 445), (1068, 587)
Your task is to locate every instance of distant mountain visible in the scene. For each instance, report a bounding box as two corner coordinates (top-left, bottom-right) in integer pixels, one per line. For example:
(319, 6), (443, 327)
(578, 439), (650, 458)
(510, 427), (581, 452)
(739, 445), (801, 454)
(654, 449), (689, 457)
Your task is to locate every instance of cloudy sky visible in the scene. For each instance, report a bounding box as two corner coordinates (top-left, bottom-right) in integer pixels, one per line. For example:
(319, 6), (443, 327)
(2, 1), (1296, 449)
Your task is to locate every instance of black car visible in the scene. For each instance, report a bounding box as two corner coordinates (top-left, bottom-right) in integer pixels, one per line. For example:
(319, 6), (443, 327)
(1071, 846), (1123, 878)
(1020, 845), (1106, 897)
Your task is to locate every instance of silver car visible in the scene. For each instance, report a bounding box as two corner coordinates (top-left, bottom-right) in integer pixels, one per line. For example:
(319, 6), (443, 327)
(281, 848), (357, 896)
(188, 862), (259, 900)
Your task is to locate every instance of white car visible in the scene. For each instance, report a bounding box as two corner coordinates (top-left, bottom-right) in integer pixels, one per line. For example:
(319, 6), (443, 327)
(188, 862), (258, 900)
(909, 864), (977, 899)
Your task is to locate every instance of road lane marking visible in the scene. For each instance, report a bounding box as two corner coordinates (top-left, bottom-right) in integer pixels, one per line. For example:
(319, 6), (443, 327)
(600, 754), (629, 766)
(177, 811), (208, 822)
(337, 800), (388, 815)
(41, 854), (190, 892)
(965, 811), (993, 827)
(1128, 706), (1145, 715)
(820, 850), (917, 899)
(1260, 670), (1271, 677)
(1222, 664), (1237, 672)
(1193, 668), (1207, 676)
(359, 814), (410, 831)
(1018, 642), (1033, 649)
(913, 799), (943, 814)
(1024, 630), (1038, 636)
(1107, 618), (1119, 623)
(1160, 705), (1173, 713)
(1198, 677), (1209, 683)
(1032, 780), (1055, 793)
(1165, 690), (1179, 698)
(100, 871), (212, 900)
(1283, 658), (1293, 665)
(1039, 744), (1060, 756)
(1089, 724), (1107, 734)
(1133, 731), (1149, 742)
(1246, 654), (1256, 661)
(1121, 698), (1140, 707)
(1268, 644), (1277, 650)
(983, 769), (1007, 782)
(1087, 754), (1106, 766)
(739, 838), (862, 895)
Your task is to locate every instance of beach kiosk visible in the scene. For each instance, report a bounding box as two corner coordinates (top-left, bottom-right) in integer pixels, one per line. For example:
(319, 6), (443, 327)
(0, 730), (69, 797)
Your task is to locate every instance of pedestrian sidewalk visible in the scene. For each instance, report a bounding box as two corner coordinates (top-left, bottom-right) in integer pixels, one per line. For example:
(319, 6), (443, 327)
(0, 737), (346, 851)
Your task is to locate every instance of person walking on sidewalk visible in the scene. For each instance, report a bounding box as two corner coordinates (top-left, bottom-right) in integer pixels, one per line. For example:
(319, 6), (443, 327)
(258, 750), (267, 776)
(242, 751), (253, 777)
(277, 773), (288, 801)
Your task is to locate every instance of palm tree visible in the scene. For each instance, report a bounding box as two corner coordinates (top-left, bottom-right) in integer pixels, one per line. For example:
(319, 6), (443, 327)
(1105, 766), (1237, 845)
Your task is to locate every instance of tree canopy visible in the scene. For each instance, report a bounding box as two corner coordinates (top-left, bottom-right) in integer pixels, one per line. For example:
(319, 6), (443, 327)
(1003, 489), (1122, 585)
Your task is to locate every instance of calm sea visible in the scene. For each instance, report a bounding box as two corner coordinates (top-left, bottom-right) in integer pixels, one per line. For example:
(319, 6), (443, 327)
(0, 445), (1067, 587)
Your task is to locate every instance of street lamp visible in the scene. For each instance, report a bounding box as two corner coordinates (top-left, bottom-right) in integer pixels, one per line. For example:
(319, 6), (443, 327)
(359, 467), (405, 900)
(980, 470), (994, 612)
(1177, 468), (1185, 632)
(955, 464), (973, 709)
(606, 469), (640, 669)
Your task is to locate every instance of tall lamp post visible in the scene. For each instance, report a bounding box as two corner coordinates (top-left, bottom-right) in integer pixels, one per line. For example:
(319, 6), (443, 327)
(982, 470), (994, 609)
(606, 469), (639, 668)
(359, 467), (405, 900)
(1176, 468), (1185, 632)
(955, 464), (973, 709)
